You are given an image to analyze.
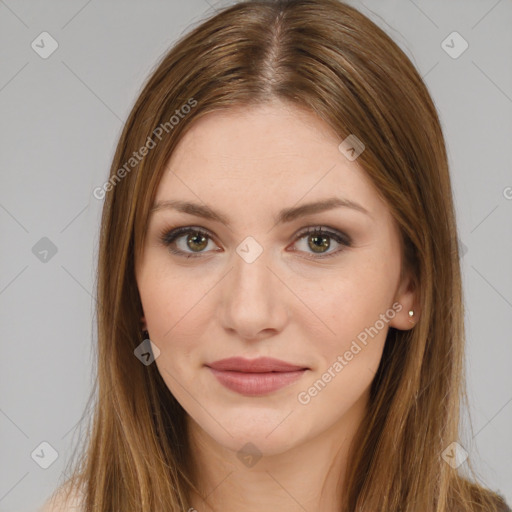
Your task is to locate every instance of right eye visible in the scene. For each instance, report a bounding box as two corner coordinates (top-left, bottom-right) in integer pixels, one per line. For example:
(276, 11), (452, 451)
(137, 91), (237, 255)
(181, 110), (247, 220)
(159, 226), (220, 258)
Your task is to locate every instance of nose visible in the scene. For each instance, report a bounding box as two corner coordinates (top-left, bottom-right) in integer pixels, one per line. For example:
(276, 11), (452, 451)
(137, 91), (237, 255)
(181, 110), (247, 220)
(220, 248), (290, 341)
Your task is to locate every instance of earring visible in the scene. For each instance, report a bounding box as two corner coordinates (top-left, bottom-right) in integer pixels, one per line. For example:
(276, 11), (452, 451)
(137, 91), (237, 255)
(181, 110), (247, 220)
(142, 328), (149, 340)
(408, 310), (415, 324)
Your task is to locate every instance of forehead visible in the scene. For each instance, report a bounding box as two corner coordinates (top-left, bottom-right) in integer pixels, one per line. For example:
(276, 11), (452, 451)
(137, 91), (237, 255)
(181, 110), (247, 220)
(168, 102), (341, 171)
(154, 102), (385, 219)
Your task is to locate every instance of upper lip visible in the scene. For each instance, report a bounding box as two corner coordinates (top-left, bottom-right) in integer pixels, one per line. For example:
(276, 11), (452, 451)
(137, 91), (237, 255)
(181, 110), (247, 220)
(206, 357), (307, 373)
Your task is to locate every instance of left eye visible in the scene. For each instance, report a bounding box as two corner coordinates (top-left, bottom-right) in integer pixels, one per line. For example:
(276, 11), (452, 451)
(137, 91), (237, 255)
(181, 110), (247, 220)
(292, 227), (351, 259)
(159, 226), (351, 259)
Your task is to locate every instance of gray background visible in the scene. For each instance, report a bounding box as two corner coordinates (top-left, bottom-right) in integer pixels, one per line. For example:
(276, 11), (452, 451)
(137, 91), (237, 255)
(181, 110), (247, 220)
(0, 0), (511, 510)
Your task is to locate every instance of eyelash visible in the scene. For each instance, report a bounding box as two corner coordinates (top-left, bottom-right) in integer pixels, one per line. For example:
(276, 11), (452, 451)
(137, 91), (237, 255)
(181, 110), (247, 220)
(158, 225), (352, 260)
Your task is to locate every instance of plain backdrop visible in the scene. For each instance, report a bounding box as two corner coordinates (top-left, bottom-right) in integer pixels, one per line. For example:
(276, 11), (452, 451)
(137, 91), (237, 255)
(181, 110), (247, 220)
(0, 0), (511, 510)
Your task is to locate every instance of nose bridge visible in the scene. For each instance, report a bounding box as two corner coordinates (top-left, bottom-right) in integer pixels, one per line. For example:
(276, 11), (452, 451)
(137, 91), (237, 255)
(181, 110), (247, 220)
(230, 239), (276, 304)
(221, 238), (288, 337)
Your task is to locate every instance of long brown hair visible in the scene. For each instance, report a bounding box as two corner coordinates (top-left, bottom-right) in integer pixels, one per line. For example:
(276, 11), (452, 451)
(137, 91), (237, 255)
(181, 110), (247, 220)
(49, 1), (509, 510)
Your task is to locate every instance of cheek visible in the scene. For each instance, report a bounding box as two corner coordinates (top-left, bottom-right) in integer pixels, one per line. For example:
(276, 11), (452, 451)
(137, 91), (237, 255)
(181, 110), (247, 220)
(295, 273), (391, 413)
(303, 261), (395, 337)
(139, 253), (208, 333)
(141, 280), (205, 394)
(294, 255), (396, 386)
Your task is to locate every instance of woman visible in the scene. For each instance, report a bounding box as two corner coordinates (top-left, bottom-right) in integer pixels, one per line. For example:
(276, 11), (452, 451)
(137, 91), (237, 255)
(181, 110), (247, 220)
(42, 0), (510, 510)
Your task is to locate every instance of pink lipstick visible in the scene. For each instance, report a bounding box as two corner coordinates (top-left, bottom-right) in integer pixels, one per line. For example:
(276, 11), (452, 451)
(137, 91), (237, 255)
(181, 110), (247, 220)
(206, 357), (308, 396)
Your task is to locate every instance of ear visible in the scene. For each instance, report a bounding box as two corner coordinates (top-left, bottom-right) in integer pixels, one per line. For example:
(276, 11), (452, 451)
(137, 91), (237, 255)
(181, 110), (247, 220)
(389, 267), (419, 331)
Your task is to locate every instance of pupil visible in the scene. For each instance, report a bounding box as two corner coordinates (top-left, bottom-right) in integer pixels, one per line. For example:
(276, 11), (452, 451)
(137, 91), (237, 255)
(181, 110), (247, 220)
(309, 234), (329, 253)
(187, 232), (208, 251)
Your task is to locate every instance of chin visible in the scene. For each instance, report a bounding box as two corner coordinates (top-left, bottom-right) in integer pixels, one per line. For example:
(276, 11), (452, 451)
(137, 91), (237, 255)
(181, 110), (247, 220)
(190, 412), (305, 457)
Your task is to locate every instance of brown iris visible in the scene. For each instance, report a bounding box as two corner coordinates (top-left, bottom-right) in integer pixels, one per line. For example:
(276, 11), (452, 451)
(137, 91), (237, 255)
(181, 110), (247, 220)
(308, 233), (330, 253)
(187, 231), (208, 252)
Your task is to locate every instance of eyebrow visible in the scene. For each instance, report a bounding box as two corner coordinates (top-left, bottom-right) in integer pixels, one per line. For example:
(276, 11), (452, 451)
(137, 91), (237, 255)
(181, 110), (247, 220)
(150, 197), (371, 226)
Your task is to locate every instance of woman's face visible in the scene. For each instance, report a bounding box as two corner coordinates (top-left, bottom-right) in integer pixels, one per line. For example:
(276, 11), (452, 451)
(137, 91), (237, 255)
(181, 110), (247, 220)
(135, 101), (416, 456)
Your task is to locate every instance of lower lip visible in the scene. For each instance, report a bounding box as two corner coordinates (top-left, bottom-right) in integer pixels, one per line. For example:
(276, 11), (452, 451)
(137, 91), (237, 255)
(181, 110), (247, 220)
(207, 367), (307, 396)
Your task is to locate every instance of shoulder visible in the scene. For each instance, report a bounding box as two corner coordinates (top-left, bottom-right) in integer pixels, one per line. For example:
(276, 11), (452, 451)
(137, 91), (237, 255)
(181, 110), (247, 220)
(39, 486), (84, 512)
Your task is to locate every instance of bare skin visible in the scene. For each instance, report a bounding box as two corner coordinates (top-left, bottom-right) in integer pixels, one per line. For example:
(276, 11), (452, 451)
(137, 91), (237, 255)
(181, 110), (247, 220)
(136, 100), (418, 511)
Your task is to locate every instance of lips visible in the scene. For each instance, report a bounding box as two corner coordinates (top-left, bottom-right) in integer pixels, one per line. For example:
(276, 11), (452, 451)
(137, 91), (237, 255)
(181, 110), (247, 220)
(206, 356), (307, 373)
(205, 357), (308, 396)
